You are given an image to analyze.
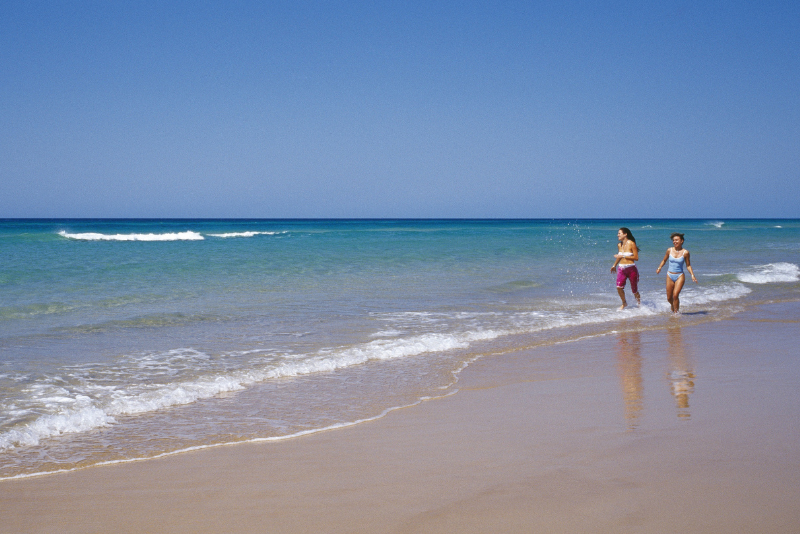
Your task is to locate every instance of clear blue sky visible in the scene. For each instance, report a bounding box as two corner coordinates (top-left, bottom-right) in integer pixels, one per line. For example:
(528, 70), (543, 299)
(2, 1), (798, 218)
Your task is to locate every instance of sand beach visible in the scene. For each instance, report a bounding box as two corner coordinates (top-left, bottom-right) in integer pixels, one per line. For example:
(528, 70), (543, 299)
(2, 301), (799, 533)
(3, 0), (799, 528)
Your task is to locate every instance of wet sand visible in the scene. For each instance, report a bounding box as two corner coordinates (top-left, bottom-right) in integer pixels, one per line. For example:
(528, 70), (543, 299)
(3, 302), (800, 533)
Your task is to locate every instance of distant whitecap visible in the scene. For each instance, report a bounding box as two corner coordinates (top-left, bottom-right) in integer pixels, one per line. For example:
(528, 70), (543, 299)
(58, 230), (204, 241)
(207, 231), (286, 238)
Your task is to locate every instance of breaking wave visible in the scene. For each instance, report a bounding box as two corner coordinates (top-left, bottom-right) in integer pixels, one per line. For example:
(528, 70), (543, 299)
(58, 231), (204, 241)
(737, 263), (800, 284)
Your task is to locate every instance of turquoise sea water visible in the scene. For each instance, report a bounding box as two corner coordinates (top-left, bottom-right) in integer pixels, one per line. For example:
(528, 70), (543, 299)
(1, 219), (798, 478)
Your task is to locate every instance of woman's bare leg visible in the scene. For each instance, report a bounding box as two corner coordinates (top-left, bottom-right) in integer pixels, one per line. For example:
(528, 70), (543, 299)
(666, 277), (675, 311)
(617, 287), (627, 310)
(672, 275), (686, 313)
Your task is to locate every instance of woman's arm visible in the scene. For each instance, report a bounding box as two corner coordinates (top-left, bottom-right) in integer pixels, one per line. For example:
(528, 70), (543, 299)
(656, 249), (670, 273)
(611, 244), (622, 272)
(684, 250), (698, 282)
(627, 241), (639, 261)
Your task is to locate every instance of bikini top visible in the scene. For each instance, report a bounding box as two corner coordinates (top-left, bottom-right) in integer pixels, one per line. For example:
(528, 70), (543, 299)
(668, 250), (686, 273)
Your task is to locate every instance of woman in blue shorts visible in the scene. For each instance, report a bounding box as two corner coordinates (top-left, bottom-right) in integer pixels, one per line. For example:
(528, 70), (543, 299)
(611, 227), (641, 310)
(656, 233), (697, 313)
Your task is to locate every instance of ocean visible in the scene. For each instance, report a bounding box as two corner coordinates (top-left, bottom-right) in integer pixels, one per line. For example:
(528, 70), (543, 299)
(1, 219), (798, 479)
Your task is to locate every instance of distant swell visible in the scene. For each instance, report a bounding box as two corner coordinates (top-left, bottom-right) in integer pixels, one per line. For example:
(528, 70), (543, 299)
(58, 231), (204, 241)
(207, 231), (286, 238)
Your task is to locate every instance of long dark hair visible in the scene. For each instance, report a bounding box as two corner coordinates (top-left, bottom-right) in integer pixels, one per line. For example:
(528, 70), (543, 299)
(619, 227), (641, 251)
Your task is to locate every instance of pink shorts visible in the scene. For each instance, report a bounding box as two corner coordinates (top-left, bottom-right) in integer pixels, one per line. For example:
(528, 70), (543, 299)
(616, 265), (639, 293)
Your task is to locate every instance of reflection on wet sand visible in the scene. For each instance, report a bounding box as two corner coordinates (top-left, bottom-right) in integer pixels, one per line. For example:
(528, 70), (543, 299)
(616, 331), (643, 431)
(666, 326), (695, 419)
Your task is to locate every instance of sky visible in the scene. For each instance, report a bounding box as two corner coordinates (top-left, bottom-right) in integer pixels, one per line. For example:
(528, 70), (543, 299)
(1, 1), (798, 218)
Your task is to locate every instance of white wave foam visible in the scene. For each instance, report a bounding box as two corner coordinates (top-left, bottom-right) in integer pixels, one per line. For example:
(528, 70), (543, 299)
(0, 272), (758, 453)
(0, 393), (453, 481)
(207, 231), (286, 238)
(706, 221), (725, 228)
(370, 329), (403, 338)
(58, 231), (204, 241)
(0, 407), (115, 449)
(737, 263), (800, 284)
(679, 283), (751, 304)
(0, 331), (495, 451)
(262, 331), (499, 379)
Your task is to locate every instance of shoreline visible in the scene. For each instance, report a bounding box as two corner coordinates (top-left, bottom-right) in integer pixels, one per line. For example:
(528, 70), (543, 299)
(0, 296), (753, 483)
(3, 302), (800, 533)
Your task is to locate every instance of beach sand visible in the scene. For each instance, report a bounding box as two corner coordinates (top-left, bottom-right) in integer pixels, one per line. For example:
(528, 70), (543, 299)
(2, 302), (800, 533)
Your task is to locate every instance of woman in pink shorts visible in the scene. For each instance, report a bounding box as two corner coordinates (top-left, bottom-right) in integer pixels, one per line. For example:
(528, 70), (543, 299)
(611, 227), (641, 310)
